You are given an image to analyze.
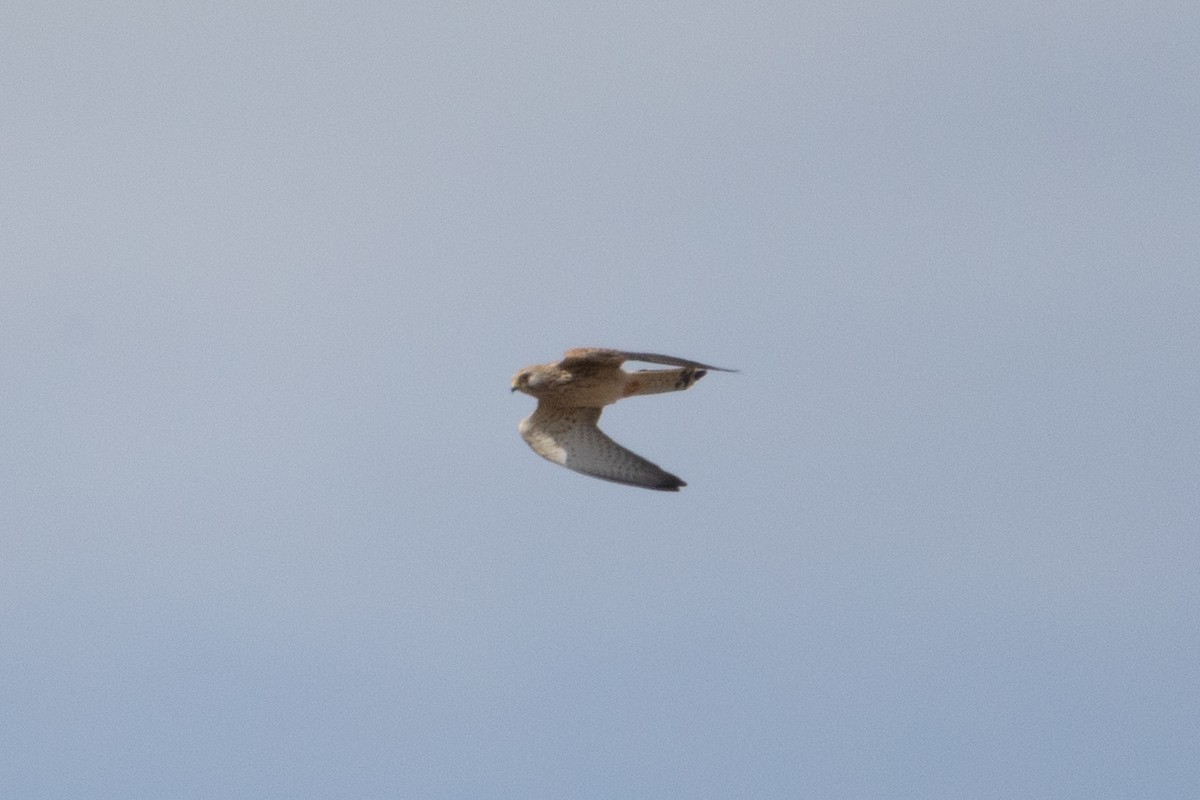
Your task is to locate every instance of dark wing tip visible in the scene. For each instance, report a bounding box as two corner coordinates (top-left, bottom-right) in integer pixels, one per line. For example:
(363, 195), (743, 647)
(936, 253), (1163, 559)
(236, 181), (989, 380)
(559, 347), (738, 373)
(652, 476), (686, 491)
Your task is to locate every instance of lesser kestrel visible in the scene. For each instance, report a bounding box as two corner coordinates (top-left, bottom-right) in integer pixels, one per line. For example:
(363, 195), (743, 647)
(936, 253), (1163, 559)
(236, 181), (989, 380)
(510, 347), (734, 491)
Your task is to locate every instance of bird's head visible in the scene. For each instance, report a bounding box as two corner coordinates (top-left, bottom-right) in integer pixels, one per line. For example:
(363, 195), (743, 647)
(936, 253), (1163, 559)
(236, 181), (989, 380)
(511, 364), (554, 396)
(510, 368), (533, 395)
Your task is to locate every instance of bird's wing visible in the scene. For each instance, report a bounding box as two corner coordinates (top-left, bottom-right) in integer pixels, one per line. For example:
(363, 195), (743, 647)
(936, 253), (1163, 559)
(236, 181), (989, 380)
(560, 347), (735, 372)
(518, 403), (685, 491)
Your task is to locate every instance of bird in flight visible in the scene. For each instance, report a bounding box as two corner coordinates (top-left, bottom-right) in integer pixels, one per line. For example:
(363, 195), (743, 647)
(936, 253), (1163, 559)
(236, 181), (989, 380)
(511, 347), (735, 491)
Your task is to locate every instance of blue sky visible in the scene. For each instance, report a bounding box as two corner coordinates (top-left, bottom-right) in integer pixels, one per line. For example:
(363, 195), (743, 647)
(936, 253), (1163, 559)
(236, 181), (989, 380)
(2, 2), (1197, 797)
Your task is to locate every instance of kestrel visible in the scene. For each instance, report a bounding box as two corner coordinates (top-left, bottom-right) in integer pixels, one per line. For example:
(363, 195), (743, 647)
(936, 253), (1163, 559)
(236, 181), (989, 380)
(510, 347), (735, 491)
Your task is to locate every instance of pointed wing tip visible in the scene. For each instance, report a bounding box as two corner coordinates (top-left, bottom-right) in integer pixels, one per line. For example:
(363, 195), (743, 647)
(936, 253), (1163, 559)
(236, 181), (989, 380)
(557, 347), (739, 374)
(652, 477), (686, 491)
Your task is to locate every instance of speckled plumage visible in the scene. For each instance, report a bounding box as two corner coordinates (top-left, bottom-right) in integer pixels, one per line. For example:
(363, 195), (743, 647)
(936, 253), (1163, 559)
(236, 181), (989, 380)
(511, 348), (734, 491)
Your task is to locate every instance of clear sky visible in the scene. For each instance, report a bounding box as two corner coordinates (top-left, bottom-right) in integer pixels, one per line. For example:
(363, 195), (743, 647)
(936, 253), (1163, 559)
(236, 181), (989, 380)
(3, 2), (1197, 797)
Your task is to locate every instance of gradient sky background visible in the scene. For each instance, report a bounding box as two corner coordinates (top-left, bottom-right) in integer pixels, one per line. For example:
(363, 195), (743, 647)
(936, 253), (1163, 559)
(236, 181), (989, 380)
(3, 2), (1197, 797)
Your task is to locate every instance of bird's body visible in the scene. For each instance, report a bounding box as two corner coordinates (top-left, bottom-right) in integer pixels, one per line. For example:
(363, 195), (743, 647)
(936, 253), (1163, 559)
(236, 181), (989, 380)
(511, 348), (734, 491)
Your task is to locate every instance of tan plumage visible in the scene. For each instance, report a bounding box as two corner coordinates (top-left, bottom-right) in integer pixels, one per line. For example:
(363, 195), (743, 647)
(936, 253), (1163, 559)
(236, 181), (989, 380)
(511, 348), (734, 491)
